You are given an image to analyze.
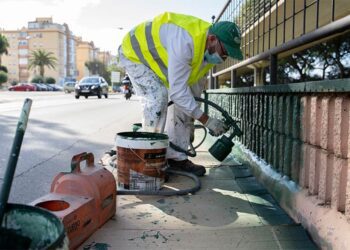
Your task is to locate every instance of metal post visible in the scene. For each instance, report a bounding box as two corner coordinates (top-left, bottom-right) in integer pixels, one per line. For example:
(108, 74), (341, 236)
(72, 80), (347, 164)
(214, 75), (219, 89)
(210, 71), (215, 89)
(231, 70), (237, 88)
(270, 54), (277, 85)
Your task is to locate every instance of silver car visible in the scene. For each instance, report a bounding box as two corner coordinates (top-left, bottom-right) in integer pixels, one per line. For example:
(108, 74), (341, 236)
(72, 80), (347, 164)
(63, 82), (76, 93)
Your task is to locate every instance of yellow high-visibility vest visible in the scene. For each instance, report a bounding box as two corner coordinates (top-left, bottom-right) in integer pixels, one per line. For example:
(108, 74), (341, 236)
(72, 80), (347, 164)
(122, 12), (214, 88)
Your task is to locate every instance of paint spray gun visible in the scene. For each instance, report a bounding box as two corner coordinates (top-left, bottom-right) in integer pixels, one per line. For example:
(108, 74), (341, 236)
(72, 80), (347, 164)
(193, 97), (243, 161)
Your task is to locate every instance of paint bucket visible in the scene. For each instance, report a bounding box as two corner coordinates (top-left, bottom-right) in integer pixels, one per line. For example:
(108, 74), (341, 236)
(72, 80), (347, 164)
(115, 132), (168, 191)
(1, 203), (68, 249)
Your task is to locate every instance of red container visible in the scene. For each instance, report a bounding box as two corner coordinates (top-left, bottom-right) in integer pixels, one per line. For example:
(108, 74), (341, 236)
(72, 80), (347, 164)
(51, 152), (116, 228)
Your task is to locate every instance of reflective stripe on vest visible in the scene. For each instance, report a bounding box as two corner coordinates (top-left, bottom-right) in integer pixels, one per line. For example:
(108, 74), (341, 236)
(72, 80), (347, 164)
(122, 12), (214, 87)
(144, 22), (168, 83)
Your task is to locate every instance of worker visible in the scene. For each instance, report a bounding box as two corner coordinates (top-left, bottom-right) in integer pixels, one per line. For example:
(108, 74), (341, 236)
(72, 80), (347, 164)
(118, 12), (243, 176)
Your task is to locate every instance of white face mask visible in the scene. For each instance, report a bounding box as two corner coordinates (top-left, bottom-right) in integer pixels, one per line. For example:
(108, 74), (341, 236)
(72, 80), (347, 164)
(204, 50), (224, 64)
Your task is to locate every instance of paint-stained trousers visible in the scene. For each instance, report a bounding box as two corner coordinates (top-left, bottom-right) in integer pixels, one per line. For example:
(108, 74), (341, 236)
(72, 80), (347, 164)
(119, 48), (205, 161)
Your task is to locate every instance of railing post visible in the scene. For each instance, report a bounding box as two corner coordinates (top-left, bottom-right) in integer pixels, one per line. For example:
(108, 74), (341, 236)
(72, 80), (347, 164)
(270, 54), (277, 85)
(231, 69), (237, 88)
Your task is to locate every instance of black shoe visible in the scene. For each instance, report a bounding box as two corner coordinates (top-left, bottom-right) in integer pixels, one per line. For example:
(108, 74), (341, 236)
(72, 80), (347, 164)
(167, 159), (206, 176)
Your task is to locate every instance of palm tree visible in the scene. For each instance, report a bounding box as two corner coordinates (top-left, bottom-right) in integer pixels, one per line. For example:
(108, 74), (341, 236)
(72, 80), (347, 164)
(0, 34), (9, 66)
(28, 49), (57, 77)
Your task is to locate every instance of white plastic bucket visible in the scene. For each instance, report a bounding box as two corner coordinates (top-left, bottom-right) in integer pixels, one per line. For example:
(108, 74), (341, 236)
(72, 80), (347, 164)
(115, 132), (169, 191)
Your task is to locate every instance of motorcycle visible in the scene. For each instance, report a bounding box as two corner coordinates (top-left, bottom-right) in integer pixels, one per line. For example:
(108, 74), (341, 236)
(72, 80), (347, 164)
(124, 87), (132, 100)
(122, 75), (133, 100)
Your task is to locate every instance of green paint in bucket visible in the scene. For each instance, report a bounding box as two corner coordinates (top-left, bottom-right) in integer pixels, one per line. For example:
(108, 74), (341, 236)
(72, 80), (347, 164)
(132, 123), (142, 132)
(1, 203), (68, 249)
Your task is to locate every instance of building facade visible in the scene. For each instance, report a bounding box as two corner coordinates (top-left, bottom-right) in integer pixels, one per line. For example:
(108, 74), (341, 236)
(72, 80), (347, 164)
(1, 17), (110, 84)
(2, 18), (72, 83)
(211, 0), (350, 88)
(75, 38), (97, 81)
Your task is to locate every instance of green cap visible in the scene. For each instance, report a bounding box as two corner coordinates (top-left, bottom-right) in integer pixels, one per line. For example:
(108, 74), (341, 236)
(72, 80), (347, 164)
(209, 21), (243, 60)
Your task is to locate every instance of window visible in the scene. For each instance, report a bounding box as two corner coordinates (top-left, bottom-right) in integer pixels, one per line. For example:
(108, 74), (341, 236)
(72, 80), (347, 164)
(19, 32), (28, 38)
(18, 40), (28, 46)
(19, 58), (28, 65)
(18, 49), (28, 56)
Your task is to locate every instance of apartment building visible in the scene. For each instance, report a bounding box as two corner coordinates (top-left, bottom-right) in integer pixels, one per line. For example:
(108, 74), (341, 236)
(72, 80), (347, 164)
(98, 51), (112, 67)
(1, 17), (77, 83)
(1, 17), (111, 84)
(76, 38), (97, 81)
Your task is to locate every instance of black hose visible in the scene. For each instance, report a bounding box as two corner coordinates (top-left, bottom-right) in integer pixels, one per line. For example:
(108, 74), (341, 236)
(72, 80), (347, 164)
(116, 169), (201, 196)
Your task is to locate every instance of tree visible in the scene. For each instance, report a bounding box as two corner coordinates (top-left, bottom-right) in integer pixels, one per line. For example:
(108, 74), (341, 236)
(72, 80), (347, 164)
(85, 60), (110, 83)
(0, 34), (9, 66)
(0, 71), (8, 86)
(0, 65), (8, 73)
(28, 49), (57, 78)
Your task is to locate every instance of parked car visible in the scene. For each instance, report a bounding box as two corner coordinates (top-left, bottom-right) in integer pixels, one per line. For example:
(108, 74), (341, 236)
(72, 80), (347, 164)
(63, 82), (76, 93)
(44, 84), (55, 91)
(32, 83), (43, 91)
(8, 83), (36, 91)
(75, 76), (109, 99)
(33, 83), (49, 91)
(51, 84), (63, 91)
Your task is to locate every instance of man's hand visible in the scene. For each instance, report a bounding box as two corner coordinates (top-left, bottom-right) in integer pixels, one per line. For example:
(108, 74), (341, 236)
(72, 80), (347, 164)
(204, 117), (228, 136)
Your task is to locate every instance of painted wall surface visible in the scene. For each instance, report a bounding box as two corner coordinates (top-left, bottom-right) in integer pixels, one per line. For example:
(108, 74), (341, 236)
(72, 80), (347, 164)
(206, 79), (350, 249)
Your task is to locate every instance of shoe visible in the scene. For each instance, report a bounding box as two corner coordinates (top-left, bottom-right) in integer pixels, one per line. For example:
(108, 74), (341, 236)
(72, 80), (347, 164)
(167, 159), (206, 176)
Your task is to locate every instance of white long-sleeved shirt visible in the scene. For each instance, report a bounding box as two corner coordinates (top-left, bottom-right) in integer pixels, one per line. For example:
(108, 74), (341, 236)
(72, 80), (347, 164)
(160, 24), (207, 119)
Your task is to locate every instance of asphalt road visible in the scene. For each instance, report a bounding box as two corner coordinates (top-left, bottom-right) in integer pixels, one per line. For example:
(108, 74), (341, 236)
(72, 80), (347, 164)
(0, 91), (141, 203)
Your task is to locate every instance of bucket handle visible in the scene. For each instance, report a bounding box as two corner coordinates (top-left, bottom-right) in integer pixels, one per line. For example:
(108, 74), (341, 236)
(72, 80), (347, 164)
(71, 152), (95, 173)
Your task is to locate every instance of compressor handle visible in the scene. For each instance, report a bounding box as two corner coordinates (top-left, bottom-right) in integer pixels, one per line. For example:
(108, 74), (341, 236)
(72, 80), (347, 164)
(71, 152), (95, 172)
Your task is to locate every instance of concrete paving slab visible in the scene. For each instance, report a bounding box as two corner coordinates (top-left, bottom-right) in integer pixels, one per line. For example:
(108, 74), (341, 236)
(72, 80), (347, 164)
(81, 225), (316, 250)
(231, 164), (254, 178)
(236, 177), (269, 195)
(113, 186), (262, 231)
(81, 150), (317, 250)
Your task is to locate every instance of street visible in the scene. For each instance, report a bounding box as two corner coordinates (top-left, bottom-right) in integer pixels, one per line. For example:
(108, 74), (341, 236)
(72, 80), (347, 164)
(0, 91), (141, 204)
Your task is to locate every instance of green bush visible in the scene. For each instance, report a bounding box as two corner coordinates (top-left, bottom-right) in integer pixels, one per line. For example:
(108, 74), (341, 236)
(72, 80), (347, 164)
(45, 77), (56, 84)
(0, 71), (8, 85)
(31, 75), (44, 83)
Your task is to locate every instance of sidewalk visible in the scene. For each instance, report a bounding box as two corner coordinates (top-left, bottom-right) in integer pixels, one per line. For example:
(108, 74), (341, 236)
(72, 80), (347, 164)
(81, 138), (317, 250)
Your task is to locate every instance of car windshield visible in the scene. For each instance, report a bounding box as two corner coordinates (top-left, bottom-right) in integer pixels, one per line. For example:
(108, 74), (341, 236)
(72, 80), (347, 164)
(80, 78), (99, 84)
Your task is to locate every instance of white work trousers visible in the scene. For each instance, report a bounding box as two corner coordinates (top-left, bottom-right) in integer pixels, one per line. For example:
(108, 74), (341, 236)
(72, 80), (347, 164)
(119, 50), (205, 161)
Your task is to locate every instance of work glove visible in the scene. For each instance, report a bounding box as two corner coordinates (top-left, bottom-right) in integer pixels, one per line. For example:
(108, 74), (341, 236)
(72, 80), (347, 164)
(204, 117), (229, 136)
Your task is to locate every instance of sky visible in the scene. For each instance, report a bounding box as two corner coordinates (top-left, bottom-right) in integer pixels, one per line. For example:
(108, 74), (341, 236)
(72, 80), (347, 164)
(0, 0), (228, 55)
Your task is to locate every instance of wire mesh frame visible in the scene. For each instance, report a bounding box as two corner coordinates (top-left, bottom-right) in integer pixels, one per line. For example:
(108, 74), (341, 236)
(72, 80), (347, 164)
(214, 0), (337, 74)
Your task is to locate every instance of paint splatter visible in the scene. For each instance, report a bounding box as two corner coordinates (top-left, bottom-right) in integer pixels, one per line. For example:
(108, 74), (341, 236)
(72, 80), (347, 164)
(157, 198), (166, 204)
(128, 230), (168, 243)
(83, 242), (110, 250)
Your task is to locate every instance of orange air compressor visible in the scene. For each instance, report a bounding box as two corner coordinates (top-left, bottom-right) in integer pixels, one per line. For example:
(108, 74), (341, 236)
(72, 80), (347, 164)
(31, 152), (116, 249)
(51, 152), (116, 227)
